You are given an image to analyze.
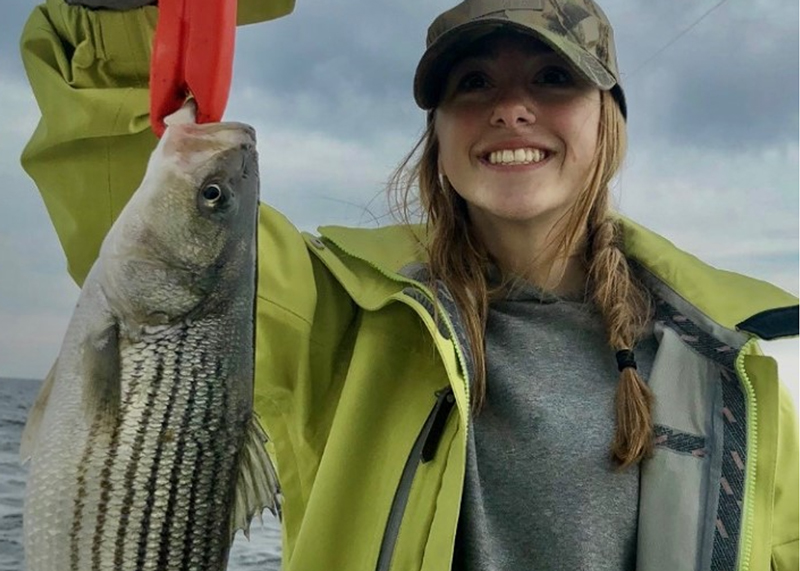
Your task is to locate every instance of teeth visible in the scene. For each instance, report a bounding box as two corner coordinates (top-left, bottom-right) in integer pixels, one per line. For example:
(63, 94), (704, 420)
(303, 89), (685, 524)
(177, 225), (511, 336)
(488, 148), (547, 165)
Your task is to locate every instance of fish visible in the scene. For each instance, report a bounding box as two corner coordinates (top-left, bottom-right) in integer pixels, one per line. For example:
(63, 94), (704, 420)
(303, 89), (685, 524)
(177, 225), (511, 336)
(20, 109), (281, 571)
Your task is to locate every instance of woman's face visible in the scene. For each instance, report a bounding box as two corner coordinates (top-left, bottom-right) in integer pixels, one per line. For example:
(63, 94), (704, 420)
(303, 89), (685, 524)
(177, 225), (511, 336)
(434, 34), (602, 235)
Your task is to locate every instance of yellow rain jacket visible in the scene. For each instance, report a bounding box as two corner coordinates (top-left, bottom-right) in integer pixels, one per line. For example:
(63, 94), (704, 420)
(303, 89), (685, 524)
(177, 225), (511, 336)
(19, 2), (799, 570)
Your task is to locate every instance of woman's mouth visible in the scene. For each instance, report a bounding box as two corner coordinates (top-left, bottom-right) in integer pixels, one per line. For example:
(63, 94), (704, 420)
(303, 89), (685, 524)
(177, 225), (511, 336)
(482, 147), (551, 166)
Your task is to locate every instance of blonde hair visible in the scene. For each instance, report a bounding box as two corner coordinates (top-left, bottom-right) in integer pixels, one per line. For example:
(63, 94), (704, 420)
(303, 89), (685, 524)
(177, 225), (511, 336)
(389, 90), (655, 469)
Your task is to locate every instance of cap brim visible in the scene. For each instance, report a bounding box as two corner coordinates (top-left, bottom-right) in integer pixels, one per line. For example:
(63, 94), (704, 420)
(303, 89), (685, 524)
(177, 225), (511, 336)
(413, 18), (617, 110)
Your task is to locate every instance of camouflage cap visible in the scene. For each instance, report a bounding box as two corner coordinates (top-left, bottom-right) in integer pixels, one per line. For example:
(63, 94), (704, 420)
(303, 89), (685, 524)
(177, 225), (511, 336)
(414, 0), (626, 116)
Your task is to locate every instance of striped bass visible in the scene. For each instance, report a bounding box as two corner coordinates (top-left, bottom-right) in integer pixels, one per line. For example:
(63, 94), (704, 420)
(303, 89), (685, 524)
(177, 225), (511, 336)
(20, 111), (280, 571)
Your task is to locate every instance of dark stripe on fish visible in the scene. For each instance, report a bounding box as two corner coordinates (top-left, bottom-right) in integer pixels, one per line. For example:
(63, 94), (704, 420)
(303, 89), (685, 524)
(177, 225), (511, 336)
(180, 353), (213, 571)
(70, 406), (105, 571)
(90, 411), (120, 570)
(201, 357), (230, 566)
(114, 357), (165, 569)
(91, 357), (143, 571)
(157, 331), (199, 570)
(136, 326), (188, 570)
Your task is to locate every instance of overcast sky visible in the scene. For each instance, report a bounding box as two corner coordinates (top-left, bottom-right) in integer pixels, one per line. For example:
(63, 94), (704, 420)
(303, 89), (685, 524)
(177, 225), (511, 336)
(0, 0), (797, 404)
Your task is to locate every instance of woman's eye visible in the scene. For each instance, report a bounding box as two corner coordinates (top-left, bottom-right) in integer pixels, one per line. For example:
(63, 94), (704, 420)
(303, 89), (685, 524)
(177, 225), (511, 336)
(535, 66), (573, 86)
(456, 71), (490, 92)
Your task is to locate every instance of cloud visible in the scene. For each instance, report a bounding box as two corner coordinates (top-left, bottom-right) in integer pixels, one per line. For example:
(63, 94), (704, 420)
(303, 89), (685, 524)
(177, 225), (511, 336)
(0, 0), (796, 388)
(615, 139), (798, 298)
(0, 2), (32, 77)
(0, 79), (65, 270)
(225, 84), (424, 230)
(233, 0), (436, 102)
(0, 310), (73, 380)
(614, 0), (799, 150)
(0, 70), (79, 378)
(228, 0), (800, 154)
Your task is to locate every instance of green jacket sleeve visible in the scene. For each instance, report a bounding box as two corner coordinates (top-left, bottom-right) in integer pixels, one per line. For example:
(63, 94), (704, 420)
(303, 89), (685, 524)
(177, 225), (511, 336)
(20, 0), (295, 286)
(20, 0), (159, 286)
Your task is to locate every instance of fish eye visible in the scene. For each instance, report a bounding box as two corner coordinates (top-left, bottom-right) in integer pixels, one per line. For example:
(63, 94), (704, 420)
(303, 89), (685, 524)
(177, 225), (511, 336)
(198, 183), (234, 216)
(202, 184), (223, 204)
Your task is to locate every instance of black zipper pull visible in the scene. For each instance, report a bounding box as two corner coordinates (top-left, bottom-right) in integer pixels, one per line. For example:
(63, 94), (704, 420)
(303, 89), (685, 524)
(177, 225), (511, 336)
(421, 388), (456, 463)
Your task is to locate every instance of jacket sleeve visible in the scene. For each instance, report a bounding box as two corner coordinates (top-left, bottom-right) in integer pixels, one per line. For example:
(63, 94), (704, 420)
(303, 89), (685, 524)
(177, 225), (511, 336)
(771, 379), (799, 571)
(20, 0), (295, 287)
(20, 0), (159, 286)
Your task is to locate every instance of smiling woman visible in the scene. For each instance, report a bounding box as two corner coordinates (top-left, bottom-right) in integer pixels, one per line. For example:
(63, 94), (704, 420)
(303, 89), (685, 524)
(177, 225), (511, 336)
(16, 0), (799, 570)
(437, 37), (603, 248)
(394, 31), (653, 435)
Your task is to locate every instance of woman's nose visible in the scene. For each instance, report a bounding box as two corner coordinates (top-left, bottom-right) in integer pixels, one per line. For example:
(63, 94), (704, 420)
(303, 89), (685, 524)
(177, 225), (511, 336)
(489, 88), (536, 127)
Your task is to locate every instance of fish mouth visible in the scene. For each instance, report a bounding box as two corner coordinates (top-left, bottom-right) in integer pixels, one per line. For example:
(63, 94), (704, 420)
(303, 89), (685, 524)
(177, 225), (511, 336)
(163, 103), (257, 147)
(155, 122), (259, 196)
(166, 121), (256, 151)
(199, 121), (256, 145)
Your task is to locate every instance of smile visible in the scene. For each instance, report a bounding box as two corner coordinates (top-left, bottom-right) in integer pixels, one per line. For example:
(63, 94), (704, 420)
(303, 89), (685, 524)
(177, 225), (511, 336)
(485, 148), (549, 166)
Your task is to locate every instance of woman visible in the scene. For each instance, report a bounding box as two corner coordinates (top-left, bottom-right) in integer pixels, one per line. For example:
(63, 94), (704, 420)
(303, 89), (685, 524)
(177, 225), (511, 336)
(20, 0), (798, 569)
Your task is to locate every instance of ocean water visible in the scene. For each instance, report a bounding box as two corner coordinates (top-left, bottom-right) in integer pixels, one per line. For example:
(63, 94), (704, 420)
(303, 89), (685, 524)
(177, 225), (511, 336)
(0, 377), (282, 571)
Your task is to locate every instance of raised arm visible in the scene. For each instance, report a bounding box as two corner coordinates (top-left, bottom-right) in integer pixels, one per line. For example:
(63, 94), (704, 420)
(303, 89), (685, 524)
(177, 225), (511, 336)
(20, 0), (294, 286)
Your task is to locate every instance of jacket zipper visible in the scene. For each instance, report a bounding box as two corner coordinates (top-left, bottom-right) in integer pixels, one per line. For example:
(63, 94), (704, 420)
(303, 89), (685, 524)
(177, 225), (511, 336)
(734, 338), (759, 571)
(307, 235), (468, 568)
(375, 387), (456, 571)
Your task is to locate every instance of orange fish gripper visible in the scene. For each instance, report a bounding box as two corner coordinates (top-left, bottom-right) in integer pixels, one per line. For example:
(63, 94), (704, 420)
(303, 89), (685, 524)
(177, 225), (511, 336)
(149, 0), (238, 137)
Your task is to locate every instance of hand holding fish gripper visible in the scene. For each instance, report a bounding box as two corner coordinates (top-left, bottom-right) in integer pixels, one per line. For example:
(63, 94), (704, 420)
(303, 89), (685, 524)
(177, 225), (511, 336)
(149, 0), (237, 136)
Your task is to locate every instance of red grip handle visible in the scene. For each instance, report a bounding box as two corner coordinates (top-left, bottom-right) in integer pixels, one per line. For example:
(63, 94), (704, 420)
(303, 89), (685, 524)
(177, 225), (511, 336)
(150, 0), (237, 137)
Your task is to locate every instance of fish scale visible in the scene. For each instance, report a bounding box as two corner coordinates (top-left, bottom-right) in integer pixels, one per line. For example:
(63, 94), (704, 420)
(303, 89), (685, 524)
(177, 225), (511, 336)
(22, 119), (280, 571)
(136, 334), (194, 570)
(187, 357), (230, 568)
(111, 355), (167, 570)
(158, 335), (205, 570)
(101, 325), (239, 571)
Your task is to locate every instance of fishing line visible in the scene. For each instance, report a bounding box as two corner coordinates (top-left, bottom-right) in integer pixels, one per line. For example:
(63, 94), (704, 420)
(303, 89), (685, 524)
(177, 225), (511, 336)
(622, 0), (733, 81)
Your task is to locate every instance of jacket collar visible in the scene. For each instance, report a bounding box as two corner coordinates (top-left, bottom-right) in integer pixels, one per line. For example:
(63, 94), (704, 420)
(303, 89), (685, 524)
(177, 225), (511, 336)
(316, 218), (798, 341)
(620, 217), (798, 340)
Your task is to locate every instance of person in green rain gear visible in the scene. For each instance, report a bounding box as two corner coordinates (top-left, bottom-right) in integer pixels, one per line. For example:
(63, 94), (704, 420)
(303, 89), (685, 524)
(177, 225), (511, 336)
(19, 0), (799, 569)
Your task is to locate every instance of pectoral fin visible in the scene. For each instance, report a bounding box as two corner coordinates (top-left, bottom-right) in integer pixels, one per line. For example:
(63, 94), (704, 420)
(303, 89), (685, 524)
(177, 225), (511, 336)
(230, 415), (283, 541)
(82, 321), (121, 427)
(19, 362), (58, 464)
